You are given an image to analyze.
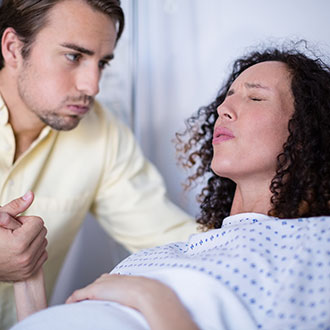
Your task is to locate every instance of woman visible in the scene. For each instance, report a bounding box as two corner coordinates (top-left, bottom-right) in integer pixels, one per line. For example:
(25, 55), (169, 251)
(12, 45), (330, 330)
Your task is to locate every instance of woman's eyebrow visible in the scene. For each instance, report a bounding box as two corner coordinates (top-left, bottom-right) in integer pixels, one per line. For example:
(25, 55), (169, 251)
(245, 82), (270, 90)
(227, 82), (271, 96)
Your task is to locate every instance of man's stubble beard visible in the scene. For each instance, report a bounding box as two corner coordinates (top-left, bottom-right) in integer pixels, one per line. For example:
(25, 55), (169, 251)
(17, 61), (93, 131)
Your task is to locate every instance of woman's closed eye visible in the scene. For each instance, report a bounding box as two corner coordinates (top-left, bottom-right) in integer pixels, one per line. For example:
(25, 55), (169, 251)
(249, 96), (265, 102)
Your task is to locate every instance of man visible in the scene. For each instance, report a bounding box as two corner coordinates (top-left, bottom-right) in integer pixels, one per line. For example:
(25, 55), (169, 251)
(0, 0), (196, 328)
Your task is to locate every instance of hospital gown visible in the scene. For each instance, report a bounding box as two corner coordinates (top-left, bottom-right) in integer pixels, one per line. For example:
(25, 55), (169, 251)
(11, 213), (330, 330)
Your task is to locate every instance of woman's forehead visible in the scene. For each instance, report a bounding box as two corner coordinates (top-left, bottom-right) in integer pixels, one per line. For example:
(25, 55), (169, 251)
(233, 61), (292, 89)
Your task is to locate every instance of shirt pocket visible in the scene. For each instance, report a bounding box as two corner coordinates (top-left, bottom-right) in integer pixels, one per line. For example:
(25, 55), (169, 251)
(25, 193), (93, 243)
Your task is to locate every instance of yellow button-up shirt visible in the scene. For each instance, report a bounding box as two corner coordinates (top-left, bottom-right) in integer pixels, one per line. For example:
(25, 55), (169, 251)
(0, 96), (196, 329)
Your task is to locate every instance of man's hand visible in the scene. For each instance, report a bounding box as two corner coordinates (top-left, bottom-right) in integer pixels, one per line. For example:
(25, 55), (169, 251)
(0, 192), (48, 281)
(0, 191), (34, 230)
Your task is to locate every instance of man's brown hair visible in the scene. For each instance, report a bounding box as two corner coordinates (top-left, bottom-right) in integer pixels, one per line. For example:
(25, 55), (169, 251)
(0, 0), (124, 69)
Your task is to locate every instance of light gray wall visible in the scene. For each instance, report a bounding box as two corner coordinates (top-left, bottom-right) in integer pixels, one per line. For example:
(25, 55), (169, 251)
(51, 0), (330, 304)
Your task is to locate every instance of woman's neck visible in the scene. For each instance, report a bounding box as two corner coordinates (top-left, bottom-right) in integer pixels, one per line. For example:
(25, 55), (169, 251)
(230, 181), (272, 216)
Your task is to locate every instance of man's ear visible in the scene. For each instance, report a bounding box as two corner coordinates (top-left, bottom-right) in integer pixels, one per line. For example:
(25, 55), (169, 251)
(1, 27), (24, 69)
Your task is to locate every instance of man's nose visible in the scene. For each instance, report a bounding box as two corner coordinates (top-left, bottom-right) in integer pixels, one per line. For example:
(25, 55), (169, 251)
(76, 65), (100, 97)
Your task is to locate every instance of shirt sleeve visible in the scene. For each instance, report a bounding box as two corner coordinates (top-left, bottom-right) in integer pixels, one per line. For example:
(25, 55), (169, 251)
(90, 109), (197, 252)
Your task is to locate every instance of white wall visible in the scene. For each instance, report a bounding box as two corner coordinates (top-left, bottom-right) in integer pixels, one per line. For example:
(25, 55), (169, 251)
(134, 0), (330, 217)
(51, 0), (330, 304)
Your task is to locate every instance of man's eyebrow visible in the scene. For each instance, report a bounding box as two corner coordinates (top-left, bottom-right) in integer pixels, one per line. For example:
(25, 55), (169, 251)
(245, 82), (270, 90)
(102, 54), (114, 61)
(60, 43), (114, 60)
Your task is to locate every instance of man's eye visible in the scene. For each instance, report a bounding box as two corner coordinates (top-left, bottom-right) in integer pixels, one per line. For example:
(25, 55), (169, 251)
(99, 61), (110, 70)
(65, 53), (81, 62)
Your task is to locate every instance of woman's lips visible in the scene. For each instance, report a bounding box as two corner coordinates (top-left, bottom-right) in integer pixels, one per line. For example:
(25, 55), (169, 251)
(212, 126), (235, 144)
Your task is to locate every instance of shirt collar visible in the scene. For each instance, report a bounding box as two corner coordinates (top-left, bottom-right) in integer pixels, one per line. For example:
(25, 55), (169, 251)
(0, 93), (52, 139)
(0, 94), (9, 126)
(222, 212), (273, 227)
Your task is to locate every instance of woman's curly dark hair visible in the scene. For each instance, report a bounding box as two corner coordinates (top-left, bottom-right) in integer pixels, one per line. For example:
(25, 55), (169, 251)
(176, 42), (330, 230)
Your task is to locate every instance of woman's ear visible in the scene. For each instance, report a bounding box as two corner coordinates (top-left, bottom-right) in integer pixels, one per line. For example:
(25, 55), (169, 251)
(1, 27), (24, 69)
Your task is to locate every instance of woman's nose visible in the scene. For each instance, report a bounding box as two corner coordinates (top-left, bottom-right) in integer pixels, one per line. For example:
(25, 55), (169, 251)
(216, 102), (236, 121)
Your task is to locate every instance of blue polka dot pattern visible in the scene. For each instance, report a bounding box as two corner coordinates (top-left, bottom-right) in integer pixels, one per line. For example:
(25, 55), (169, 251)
(112, 213), (330, 329)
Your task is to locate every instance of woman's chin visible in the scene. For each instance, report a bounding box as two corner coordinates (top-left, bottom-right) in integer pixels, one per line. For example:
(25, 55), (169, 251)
(211, 161), (235, 179)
